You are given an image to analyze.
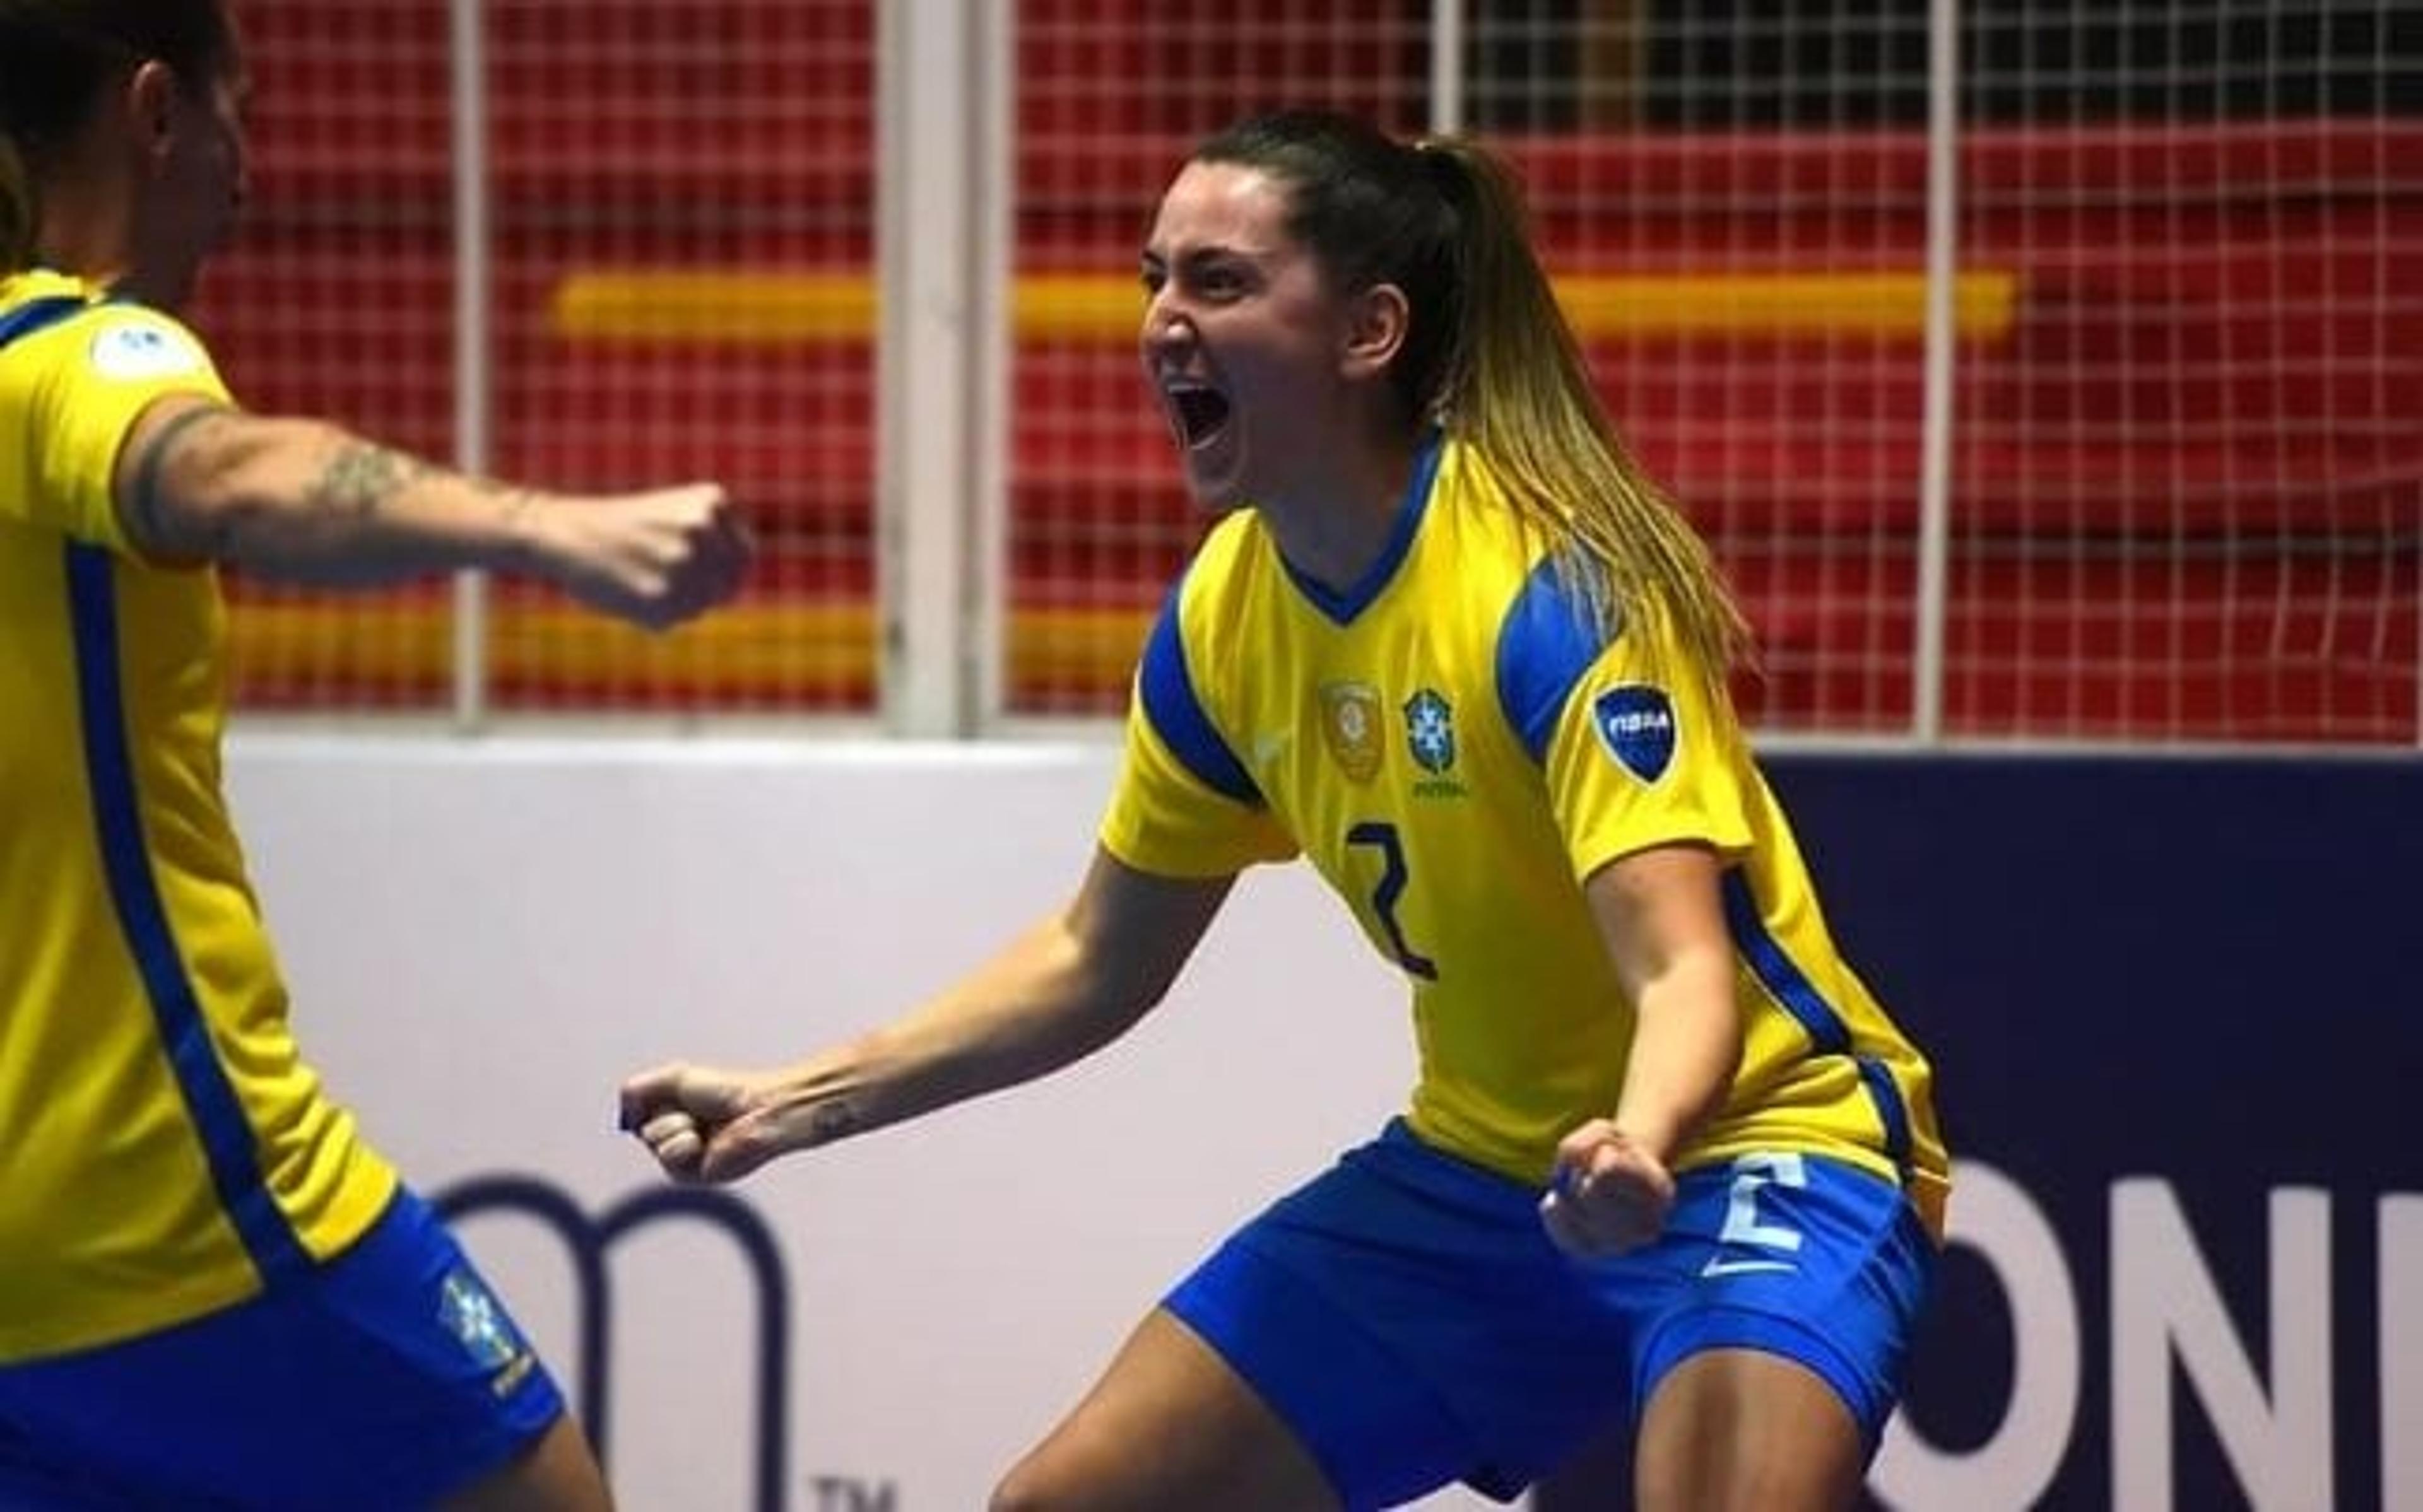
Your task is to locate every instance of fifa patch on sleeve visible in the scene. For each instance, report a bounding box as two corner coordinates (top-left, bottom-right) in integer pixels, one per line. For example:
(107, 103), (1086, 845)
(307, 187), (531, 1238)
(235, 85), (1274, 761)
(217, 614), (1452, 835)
(1592, 684), (1677, 783)
(87, 319), (209, 382)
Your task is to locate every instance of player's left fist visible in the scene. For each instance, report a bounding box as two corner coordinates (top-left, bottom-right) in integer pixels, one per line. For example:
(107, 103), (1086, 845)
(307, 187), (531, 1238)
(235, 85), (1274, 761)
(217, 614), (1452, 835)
(1538, 1118), (1676, 1258)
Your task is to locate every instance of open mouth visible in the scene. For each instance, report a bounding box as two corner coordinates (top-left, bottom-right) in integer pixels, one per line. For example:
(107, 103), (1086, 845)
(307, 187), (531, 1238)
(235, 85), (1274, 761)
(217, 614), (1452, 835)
(1164, 382), (1234, 450)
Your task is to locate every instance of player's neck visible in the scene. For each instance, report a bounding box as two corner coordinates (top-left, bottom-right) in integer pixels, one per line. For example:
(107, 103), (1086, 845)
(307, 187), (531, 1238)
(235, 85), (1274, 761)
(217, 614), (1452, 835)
(33, 193), (138, 305)
(1257, 433), (1422, 595)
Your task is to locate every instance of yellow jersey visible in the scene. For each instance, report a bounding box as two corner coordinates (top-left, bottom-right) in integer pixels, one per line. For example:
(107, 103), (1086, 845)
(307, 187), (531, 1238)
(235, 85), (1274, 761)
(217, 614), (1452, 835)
(1100, 435), (1948, 1236)
(0, 271), (396, 1363)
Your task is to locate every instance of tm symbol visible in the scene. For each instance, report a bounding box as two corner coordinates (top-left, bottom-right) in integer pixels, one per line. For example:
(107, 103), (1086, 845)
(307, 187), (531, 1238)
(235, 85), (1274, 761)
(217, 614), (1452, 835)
(808, 1474), (897, 1512)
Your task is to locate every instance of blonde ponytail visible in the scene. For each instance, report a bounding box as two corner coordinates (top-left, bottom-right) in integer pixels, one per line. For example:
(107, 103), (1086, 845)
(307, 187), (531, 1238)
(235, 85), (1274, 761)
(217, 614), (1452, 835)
(1420, 138), (1754, 701)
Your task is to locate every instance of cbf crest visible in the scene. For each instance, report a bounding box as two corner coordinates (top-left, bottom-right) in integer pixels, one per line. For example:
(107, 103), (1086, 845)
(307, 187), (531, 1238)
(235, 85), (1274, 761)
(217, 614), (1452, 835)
(1403, 688), (1456, 774)
(437, 1266), (526, 1372)
(1319, 681), (1384, 783)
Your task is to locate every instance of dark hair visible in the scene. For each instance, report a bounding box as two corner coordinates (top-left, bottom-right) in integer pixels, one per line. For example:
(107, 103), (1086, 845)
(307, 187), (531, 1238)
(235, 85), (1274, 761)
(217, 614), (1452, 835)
(1186, 108), (1754, 688)
(0, 0), (235, 269)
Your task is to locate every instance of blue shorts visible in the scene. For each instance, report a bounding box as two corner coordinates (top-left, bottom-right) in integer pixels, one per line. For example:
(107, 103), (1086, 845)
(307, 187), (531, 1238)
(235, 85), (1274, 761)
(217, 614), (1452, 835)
(0, 1187), (568, 1511)
(1165, 1119), (1936, 1509)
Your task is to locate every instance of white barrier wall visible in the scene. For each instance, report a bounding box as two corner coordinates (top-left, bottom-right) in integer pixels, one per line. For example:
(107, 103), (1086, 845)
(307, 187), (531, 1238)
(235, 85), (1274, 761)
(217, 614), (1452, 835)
(227, 736), (1500, 1512)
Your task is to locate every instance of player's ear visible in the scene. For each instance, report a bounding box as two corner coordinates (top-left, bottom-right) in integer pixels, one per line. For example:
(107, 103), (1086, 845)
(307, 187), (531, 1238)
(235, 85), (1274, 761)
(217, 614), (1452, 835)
(1340, 282), (1409, 382)
(123, 59), (183, 168)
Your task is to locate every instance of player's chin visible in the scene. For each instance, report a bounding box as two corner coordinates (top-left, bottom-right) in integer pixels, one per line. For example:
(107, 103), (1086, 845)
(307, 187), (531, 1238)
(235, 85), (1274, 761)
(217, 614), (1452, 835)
(1177, 462), (1258, 517)
(1169, 432), (1247, 512)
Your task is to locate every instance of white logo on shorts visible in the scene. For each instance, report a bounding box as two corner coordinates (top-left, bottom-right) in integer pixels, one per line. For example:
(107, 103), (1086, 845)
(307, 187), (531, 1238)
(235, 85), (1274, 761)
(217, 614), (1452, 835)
(1701, 1256), (1798, 1278)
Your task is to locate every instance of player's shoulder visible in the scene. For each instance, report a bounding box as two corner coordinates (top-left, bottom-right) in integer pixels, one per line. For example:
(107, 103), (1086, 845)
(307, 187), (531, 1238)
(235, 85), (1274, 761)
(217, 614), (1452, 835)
(1436, 455), (1607, 654)
(0, 268), (95, 325)
(1446, 451), (1645, 761)
(1425, 438), (1562, 588)
(1, 273), (218, 385)
(1137, 512), (1256, 697)
(0, 272), (88, 382)
(1158, 507), (1273, 650)
(1183, 507), (1266, 593)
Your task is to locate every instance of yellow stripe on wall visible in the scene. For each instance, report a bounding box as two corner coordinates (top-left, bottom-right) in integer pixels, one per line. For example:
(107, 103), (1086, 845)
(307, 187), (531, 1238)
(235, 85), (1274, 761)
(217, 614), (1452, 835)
(1009, 606), (1155, 688)
(228, 601), (1153, 696)
(1553, 271), (2014, 339)
(230, 602), (877, 694)
(552, 273), (878, 344)
(551, 269), (2017, 345)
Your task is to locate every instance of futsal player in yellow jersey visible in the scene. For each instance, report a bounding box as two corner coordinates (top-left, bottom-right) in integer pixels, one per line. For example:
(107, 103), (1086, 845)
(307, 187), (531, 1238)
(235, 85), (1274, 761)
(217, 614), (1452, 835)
(1, 4), (748, 1506)
(625, 109), (1947, 1511)
(1109, 431), (1947, 1224)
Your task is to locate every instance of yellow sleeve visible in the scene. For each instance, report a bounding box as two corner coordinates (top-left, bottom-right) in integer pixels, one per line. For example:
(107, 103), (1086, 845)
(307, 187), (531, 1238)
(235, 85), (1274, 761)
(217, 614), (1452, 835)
(1099, 698), (1299, 878)
(1096, 585), (1299, 879)
(3, 303), (231, 551)
(1543, 630), (1755, 883)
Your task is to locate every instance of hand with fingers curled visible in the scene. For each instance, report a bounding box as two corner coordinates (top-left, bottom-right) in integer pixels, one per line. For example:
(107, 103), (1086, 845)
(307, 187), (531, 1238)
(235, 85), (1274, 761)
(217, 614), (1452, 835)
(616, 1061), (844, 1186)
(1537, 1117), (1678, 1260)
(533, 483), (755, 633)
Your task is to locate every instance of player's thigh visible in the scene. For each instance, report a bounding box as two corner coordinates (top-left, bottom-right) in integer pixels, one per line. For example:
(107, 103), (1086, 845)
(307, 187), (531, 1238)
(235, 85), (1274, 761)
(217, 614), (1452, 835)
(437, 1415), (613, 1512)
(992, 1306), (1338, 1512)
(1634, 1347), (1865, 1512)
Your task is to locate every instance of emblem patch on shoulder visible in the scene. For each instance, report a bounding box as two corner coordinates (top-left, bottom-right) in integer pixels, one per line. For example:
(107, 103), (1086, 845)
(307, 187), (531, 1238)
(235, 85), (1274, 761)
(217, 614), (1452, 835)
(88, 320), (206, 381)
(1593, 684), (1678, 783)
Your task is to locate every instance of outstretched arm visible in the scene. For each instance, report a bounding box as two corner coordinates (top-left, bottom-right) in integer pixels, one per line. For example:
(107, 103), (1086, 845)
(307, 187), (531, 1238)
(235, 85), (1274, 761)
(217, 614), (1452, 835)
(620, 846), (1234, 1183)
(1540, 840), (1743, 1257)
(112, 396), (749, 628)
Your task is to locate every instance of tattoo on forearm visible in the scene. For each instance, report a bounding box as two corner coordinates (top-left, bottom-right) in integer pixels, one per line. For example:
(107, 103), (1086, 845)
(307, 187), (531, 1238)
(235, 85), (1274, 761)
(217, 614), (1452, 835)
(308, 443), (432, 519)
(808, 1099), (860, 1142)
(129, 406), (229, 549)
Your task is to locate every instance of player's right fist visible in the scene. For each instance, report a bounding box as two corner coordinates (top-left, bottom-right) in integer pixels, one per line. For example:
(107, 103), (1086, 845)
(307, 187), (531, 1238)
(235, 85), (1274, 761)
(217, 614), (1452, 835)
(534, 483), (753, 631)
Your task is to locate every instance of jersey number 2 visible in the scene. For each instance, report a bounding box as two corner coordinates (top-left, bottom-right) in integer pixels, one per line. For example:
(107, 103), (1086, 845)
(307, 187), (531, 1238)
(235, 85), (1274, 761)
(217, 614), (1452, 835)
(1346, 821), (1437, 981)
(1701, 1151), (1808, 1277)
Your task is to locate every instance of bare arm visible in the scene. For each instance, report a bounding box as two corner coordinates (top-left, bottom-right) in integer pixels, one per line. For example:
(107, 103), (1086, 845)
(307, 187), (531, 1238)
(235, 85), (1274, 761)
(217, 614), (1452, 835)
(1540, 841), (1743, 1255)
(113, 396), (748, 628)
(620, 847), (1235, 1183)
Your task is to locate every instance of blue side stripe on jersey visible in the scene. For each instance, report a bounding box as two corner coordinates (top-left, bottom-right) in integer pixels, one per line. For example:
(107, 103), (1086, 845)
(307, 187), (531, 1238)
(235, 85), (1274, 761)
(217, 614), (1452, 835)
(1280, 429), (1444, 626)
(1495, 556), (1613, 763)
(1138, 582), (1262, 806)
(64, 543), (314, 1286)
(1721, 869), (1916, 1178)
(1721, 870), (1851, 1052)
(1856, 1057), (1917, 1175)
